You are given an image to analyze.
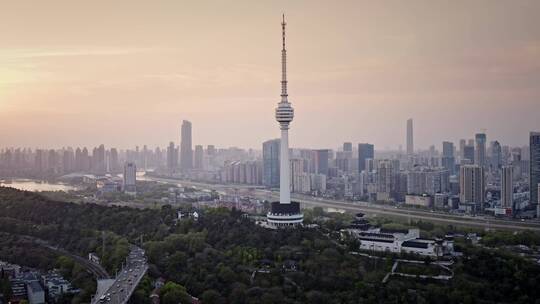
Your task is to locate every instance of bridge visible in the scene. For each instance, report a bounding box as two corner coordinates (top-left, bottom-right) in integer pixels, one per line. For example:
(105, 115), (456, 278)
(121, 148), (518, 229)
(91, 246), (148, 304)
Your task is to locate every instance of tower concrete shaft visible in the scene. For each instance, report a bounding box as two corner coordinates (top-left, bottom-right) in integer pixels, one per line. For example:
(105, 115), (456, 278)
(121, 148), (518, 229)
(275, 14), (293, 204)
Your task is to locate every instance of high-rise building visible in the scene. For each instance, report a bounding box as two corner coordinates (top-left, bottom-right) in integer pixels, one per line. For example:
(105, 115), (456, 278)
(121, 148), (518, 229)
(62, 149), (74, 174)
(263, 139), (280, 188)
(343, 142), (353, 153)
(376, 160), (394, 201)
(194, 145), (204, 170)
(442, 141), (453, 157)
(459, 139), (466, 160)
(407, 169), (427, 195)
(81, 147), (90, 171)
(501, 166), (513, 209)
(530, 132), (540, 208)
(336, 151), (352, 173)
(222, 160), (262, 185)
(490, 141), (502, 171)
(109, 148), (119, 173)
(463, 145), (475, 164)
(166, 142), (178, 174)
(207, 145), (216, 156)
(459, 165), (485, 212)
(180, 120), (193, 171)
(313, 149), (329, 176)
(406, 118), (414, 155)
(123, 162), (137, 195)
(536, 184), (540, 219)
(442, 141), (455, 174)
(475, 133), (486, 168)
(48, 149), (58, 174)
(267, 15), (303, 227)
(358, 143), (374, 173)
(290, 158), (304, 193)
(92, 144), (106, 175)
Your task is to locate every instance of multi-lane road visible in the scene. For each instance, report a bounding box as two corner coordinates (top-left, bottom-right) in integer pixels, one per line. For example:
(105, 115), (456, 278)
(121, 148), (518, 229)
(145, 175), (540, 232)
(92, 246), (148, 304)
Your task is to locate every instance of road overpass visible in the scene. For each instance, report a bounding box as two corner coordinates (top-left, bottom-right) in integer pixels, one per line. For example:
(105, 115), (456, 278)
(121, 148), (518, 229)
(92, 246), (148, 304)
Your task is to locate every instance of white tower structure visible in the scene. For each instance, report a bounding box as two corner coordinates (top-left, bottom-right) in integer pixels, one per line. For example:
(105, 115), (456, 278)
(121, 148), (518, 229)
(267, 15), (303, 228)
(276, 14), (294, 205)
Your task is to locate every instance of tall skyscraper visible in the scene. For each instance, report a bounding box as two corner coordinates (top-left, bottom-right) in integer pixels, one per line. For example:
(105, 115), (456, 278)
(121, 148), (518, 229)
(406, 118), (414, 155)
(93, 144), (106, 175)
(475, 133), (486, 168)
(109, 148), (119, 173)
(490, 141), (502, 171)
(313, 149), (329, 176)
(530, 132), (540, 208)
(74, 147), (82, 171)
(123, 162), (137, 195)
(262, 139), (280, 188)
(501, 166), (513, 209)
(442, 141), (454, 157)
(376, 160), (394, 201)
(459, 139), (466, 160)
(459, 165), (485, 212)
(358, 143), (374, 173)
(180, 120), (193, 171)
(62, 148), (74, 174)
(442, 141), (455, 174)
(463, 145), (475, 164)
(267, 15), (302, 227)
(194, 145), (204, 170)
(343, 142), (353, 153)
(166, 141), (178, 174)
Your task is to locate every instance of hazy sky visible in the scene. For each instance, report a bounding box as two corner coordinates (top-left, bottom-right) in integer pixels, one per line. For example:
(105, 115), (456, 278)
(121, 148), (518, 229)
(1, 0), (539, 150)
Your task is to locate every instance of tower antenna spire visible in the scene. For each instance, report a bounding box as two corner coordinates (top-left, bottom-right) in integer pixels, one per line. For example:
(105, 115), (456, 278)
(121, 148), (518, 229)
(282, 14), (286, 50)
(281, 14), (288, 101)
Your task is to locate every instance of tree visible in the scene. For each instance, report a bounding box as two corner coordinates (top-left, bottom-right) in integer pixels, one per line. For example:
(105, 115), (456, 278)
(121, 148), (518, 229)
(200, 289), (224, 304)
(160, 282), (191, 304)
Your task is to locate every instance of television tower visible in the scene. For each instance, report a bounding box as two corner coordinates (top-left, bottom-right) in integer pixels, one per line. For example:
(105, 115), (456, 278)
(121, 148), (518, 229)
(275, 14), (294, 204)
(267, 14), (303, 228)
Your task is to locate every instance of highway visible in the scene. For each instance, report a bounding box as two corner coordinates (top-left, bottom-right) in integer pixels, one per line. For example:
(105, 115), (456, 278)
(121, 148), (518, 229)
(92, 246), (148, 304)
(145, 175), (540, 232)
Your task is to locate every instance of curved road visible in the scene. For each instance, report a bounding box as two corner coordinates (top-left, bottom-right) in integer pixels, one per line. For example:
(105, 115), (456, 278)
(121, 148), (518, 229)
(13, 234), (110, 279)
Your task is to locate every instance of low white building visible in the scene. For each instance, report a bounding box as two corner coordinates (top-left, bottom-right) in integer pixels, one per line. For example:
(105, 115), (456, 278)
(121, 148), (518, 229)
(405, 195), (432, 207)
(345, 227), (453, 257)
(401, 239), (442, 257)
(349, 228), (420, 253)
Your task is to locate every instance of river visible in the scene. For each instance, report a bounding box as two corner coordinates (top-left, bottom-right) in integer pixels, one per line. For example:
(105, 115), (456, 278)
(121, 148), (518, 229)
(0, 179), (80, 192)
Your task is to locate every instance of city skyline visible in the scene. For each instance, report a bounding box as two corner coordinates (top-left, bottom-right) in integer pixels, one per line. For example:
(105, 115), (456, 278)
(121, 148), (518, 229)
(1, 4), (540, 303)
(1, 1), (539, 149)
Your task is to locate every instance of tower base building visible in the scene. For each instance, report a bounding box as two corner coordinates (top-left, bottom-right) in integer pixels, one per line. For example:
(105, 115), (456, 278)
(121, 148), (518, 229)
(267, 202), (303, 228)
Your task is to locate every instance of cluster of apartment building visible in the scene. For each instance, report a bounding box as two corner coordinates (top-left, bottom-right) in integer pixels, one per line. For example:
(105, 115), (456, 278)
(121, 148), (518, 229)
(0, 261), (77, 304)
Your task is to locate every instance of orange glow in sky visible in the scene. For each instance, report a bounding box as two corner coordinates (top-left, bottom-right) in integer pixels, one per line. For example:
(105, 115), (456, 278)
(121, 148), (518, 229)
(1, 1), (539, 149)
